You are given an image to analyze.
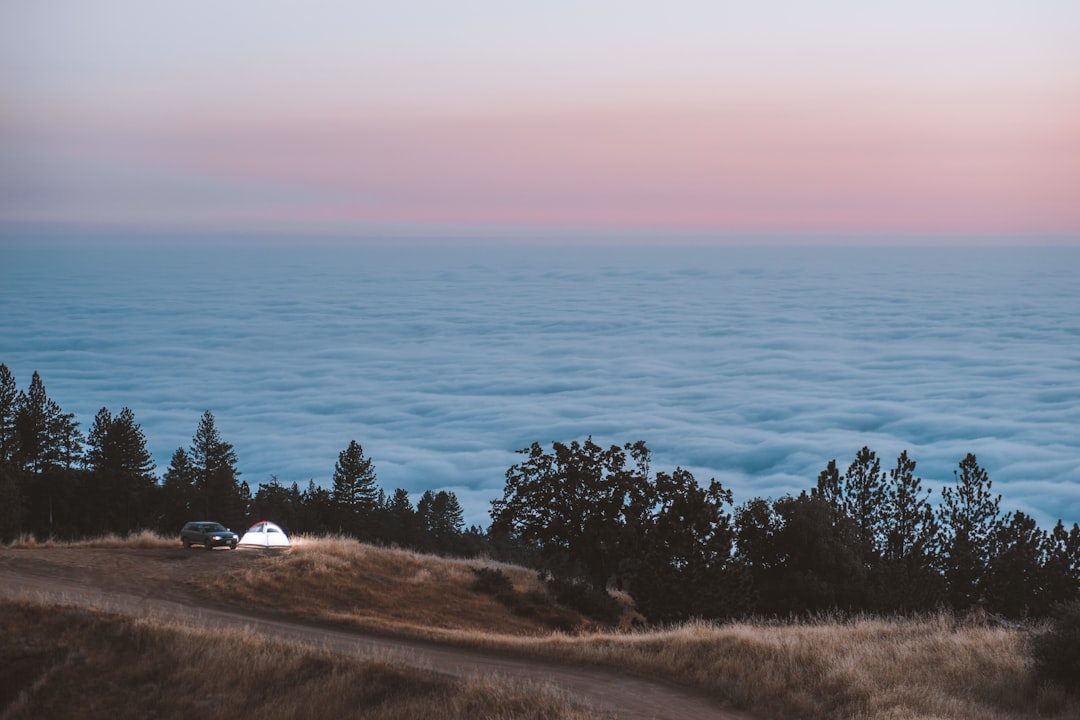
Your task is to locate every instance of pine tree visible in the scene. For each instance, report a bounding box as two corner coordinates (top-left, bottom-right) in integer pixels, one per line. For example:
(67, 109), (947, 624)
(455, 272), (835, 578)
(984, 511), (1048, 617)
(301, 480), (333, 534)
(1043, 521), (1080, 607)
(84, 407), (157, 533)
(0, 364), (19, 463)
(331, 440), (378, 536)
(938, 453), (1003, 610)
(418, 489), (465, 547)
(188, 411), (243, 528)
(160, 447), (198, 533)
(383, 487), (419, 546)
(878, 450), (942, 611)
(0, 462), (26, 542)
(85, 407), (155, 479)
(882, 451), (937, 562)
(843, 446), (887, 555)
(15, 372), (77, 472)
(814, 447), (888, 557)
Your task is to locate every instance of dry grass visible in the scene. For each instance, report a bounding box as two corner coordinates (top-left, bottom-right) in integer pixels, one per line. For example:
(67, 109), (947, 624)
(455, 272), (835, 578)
(0, 597), (598, 720)
(502, 615), (1078, 720)
(7, 530), (176, 550)
(7, 533), (1078, 719)
(213, 536), (1077, 720)
(205, 534), (588, 636)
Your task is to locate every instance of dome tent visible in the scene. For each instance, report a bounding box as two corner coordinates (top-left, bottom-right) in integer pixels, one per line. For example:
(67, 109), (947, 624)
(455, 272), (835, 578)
(238, 520), (291, 548)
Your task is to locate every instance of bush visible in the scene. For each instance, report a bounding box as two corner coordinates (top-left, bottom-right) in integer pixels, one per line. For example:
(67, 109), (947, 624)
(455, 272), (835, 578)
(468, 566), (514, 598)
(545, 576), (622, 625)
(1031, 600), (1080, 695)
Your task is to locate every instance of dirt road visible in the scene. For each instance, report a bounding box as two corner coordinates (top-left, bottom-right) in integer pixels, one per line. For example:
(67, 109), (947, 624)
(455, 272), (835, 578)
(0, 548), (752, 720)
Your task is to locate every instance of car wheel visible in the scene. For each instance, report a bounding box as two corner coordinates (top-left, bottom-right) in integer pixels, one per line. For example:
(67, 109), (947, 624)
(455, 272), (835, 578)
(229, 542), (237, 550)
(204, 541), (214, 550)
(183, 538), (191, 549)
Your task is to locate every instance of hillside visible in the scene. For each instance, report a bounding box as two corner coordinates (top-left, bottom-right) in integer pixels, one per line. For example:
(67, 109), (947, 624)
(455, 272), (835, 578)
(2, 535), (1078, 720)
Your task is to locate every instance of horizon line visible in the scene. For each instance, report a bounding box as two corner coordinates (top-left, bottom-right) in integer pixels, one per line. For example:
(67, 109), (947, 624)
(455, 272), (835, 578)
(3, 221), (1079, 249)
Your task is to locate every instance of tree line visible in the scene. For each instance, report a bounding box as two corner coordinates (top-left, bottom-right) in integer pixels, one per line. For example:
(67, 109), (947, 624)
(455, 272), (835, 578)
(491, 439), (1080, 622)
(0, 366), (479, 555)
(3, 365), (1078, 622)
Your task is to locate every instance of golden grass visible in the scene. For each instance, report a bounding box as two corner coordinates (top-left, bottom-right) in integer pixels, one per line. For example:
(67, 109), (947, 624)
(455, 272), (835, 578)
(213, 536), (1078, 720)
(206, 534), (587, 636)
(503, 615), (1078, 720)
(7, 533), (1078, 719)
(0, 596), (599, 720)
(7, 530), (177, 550)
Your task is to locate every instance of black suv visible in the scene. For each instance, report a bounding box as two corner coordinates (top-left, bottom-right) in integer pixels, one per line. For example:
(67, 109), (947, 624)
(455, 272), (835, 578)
(181, 521), (239, 550)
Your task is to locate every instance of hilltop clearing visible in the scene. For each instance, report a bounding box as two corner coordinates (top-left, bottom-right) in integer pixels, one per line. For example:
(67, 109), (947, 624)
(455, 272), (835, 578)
(2, 536), (1077, 719)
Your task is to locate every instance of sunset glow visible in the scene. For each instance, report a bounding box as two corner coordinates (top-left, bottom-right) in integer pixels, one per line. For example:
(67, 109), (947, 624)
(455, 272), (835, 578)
(2, 1), (1078, 241)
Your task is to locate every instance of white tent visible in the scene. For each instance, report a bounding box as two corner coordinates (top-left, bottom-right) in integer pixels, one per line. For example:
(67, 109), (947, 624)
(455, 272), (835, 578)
(238, 520), (291, 548)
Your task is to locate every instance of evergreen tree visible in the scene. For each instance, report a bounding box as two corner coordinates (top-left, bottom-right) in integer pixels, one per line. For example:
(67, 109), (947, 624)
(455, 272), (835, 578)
(0, 365), (26, 540)
(330, 440), (378, 536)
(418, 489), (465, 548)
(50, 406), (82, 471)
(85, 408), (155, 478)
(774, 492), (867, 613)
(878, 450), (942, 611)
(984, 511), (1048, 617)
(0, 364), (19, 463)
(251, 475), (291, 527)
(301, 480), (333, 535)
(160, 447), (198, 533)
(238, 480), (252, 522)
(84, 407), (157, 533)
(1043, 521), (1080, 607)
(15, 372), (79, 472)
(383, 487), (420, 546)
(937, 453), (1003, 610)
(0, 462), (26, 542)
(188, 411), (243, 528)
(843, 447), (888, 555)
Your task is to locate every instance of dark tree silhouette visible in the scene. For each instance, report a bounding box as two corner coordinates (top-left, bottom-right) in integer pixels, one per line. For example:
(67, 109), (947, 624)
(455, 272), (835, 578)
(631, 468), (744, 621)
(84, 407), (157, 533)
(188, 411), (244, 529)
(984, 510), (1048, 616)
(491, 438), (654, 589)
(15, 372), (81, 472)
(383, 487), (421, 546)
(331, 440), (378, 537)
(418, 489), (465, 550)
(878, 450), (942, 611)
(938, 453), (1003, 610)
(0, 364), (19, 463)
(0, 462), (25, 542)
(1042, 521), (1080, 607)
(815, 446), (887, 558)
(160, 447), (198, 533)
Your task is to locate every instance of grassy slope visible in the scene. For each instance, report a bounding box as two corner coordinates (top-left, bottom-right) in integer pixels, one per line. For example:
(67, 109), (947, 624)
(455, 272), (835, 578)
(203, 536), (1080, 720)
(0, 599), (594, 720)
(5, 533), (1079, 720)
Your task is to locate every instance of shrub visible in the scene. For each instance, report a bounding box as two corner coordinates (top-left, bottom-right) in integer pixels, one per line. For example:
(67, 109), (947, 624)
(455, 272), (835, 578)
(545, 576), (622, 625)
(468, 566), (514, 598)
(1031, 601), (1080, 695)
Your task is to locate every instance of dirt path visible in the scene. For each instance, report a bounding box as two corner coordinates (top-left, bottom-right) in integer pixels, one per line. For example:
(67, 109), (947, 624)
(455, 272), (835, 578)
(0, 548), (752, 720)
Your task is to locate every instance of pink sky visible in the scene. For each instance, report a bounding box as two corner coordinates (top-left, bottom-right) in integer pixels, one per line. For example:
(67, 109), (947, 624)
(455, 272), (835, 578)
(2, 1), (1078, 242)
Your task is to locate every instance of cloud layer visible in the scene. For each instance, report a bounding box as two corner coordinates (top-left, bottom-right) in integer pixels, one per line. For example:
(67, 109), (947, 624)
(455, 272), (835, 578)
(2, 245), (1078, 528)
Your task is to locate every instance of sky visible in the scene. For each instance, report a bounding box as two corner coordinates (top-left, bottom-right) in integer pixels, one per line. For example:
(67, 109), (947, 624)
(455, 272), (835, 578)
(2, 1), (1079, 240)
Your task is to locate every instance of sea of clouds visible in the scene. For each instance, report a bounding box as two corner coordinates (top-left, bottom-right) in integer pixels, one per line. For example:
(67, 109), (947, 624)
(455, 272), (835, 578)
(2, 243), (1078, 529)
